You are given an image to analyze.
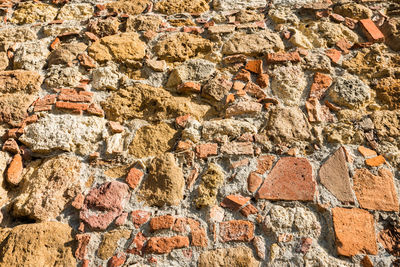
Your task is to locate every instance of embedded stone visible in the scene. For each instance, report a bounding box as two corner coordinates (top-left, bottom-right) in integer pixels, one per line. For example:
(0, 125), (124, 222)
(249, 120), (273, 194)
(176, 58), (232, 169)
(106, 0), (150, 15)
(198, 247), (259, 267)
(334, 3), (372, 20)
(57, 4), (94, 20)
(201, 119), (257, 142)
(166, 59), (215, 88)
(195, 163), (224, 208)
(11, 2), (58, 24)
(214, 0), (267, 10)
(98, 229), (132, 260)
(155, 0), (209, 15)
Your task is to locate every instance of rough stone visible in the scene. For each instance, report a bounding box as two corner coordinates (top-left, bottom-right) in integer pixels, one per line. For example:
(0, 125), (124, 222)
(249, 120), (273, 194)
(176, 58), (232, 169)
(334, 3), (372, 20)
(166, 59), (215, 88)
(381, 18), (400, 52)
(88, 17), (120, 37)
(11, 2), (58, 24)
(13, 42), (49, 71)
(198, 247), (259, 267)
(0, 27), (37, 49)
(106, 0), (150, 15)
(45, 65), (82, 88)
(98, 229), (132, 260)
(6, 154), (23, 186)
(0, 52), (8, 71)
(0, 152), (11, 207)
(155, 0), (209, 15)
(225, 101), (263, 117)
(92, 65), (121, 90)
(374, 78), (400, 110)
(127, 15), (162, 32)
(57, 4), (94, 20)
(139, 153), (185, 207)
(47, 42), (87, 66)
(371, 110), (400, 141)
(214, 0), (266, 10)
(195, 163), (224, 208)
(201, 72), (232, 102)
(201, 119), (257, 142)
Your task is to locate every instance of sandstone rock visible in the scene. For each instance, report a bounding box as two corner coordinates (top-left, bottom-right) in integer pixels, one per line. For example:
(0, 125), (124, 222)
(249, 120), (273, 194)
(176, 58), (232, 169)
(381, 18), (400, 52)
(198, 247), (259, 267)
(139, 153), (185, 207)
(236, 10), (264, 23)
(13, 41), (49, 70)
(0, 70), (43, 124)
(214, 0), (266, 10)
(195, 163), (224, 208)
(334, 3), (372, 20)
(57, 4), (94, 20)
(0, 152), (11, 207)
(47, 42), (87, 66)
(155, 0), (209, 15)
(106, 0), (150, 15)
(201, 119), (257, 142)
(129, 122), (178, 158)
(166, 59), (215, 88)
(225, 101), (263, 117)
(92, 64), (121, 90)
(323, 122), (364, 145)
(374, 78), (400, 110)
(88, 17), (121, 37)
(0, 52), (8, 70)
(80, 181), (130, 230)
(127, 15), (162, 32)
(88, 32), (146, 63)
(0, 27), (37, 50)
(102, 83), (213, 122)
(154, 33), (212, 62)
(98, 229), (132, 260)
(20, 114), (106, 155)
(371, 110), (400, 141)
(11, 1), (58, 24)
(201, 72), (232, 102)
(289, 28), (314, 49)
(0, 222), (76, 267)
(270, 65), (307, 106)
(11, 155), (81, 221)
(222, 31), (284, 56)
(45, 65), (82, 88)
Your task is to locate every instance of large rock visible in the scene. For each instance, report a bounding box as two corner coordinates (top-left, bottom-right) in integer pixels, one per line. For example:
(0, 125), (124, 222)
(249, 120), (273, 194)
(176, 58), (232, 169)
(155, 0), (209, 14)
(166, 59), (216, 88)
(382, 18), (400, 52)
(101, 83), (213, 122)
(106, 0), (150, 15)
(0, 27), (37, 49)
(19, 114), (106, 155)
(10, 1), (58, 24)
(13, 41), (49, 71)
(374, 78), (400, 110)
(47, 42), (87, 66)
(199, 247), (259, 267)
(45, 65), (82, 88)
(195, 163), (224, 208)
(11, 155), (81, 221)
(56, 3), (94, 20)
(222, 31), (284, 56)
(154, 33), (212, 62)
(98, 229), (131, 260)
(88, 32), (146, 63)
(213, 0), (266, 10)
(371, 110), (400, 141)
(138, 153), (185, 207)
(0, 222), (76, 267)
(0, 70), (43, 124)
(201, 119), (257, 142)
(333, 3), (372, 20)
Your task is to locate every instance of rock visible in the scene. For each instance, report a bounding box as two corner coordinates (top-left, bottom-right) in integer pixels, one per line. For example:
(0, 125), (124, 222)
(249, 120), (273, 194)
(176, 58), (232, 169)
(236, 10), (264, 23)
(198, 247), (259, 267)
(266, 106), (312, 144)
(6, 154), (23, 186)
(332, 207), (377, 256)
(270, 65), (307, 106)
(213, 0), (266, 10)
(80, 181), (130, 230)
(57, 4), (94, 20)
(11, 155), (81, 221)
(98, 229), (132, 260)
(303, 51), (332, 72)
(155, 0), (209, 15)
(88, 17), (121, 37)
(201, 72), (232, 102)
(0, 152), (11, 206)
(225, 101), (263, 117)
(381, 18), (400, 52)
(319, 147), (354, 203)
(13, 41), (49, 71)
(166, 59), (215, 88)
(154, 33), (212, 62)
(129, 122), (178, 158)
(353, 168), (399, 212)
(371, 110), (400, 141)
(47, 42), (87, 66)
(102, 83), (213, 122)
(0, 52), (8, 70)
(126, 15), (162, 32)
(0, 222), (76, 267)
(106, 0), (150, 15)
(269, 7), (299, 25)
(45, 65), (82, 88)
(10, 1), (58, 24)
(195, 163), (224, 208)
(334, 3), (372, 20)
(0, 70), (43, 124)
(0, 27), (37, 49)
(19, 114), (106, 155)
(256, 157), (316, 201)
(138, 153), (185, 206)
(92, 64), (121, 90)
(374, 78), (400, 110)
(88, 32), (146, 63)
(201, 119), (257, 142)
(323, 122), (364, 145)
(222, 31), (284, 56)
(220, 142), (254, 155)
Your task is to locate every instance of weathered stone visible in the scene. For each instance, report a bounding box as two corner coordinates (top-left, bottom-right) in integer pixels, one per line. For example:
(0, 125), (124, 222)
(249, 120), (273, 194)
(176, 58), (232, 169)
(6, 154), (23, 186)
(198, 247), (259, 267)
(0, 222), (76, 267)
(154, 33), (212, 62)
(155, 0), (209, 15)
(0, 152), (11, 207)
(106, 0), (150, 15)
(129, 122), (178, 158)
(381, 18), (400, 52)
(11, 155), (81, 221)
(45, 65), (82, 88)
(47, 42), (87, 66)
(0, 52), (8, 70)
(374, 78), (400, 110)
(201, 72), (232, 102)
(195, 163), (224, 208)
(0, 27), (37, 50)
(98, 229), (132, 260)
(127, 15), (161, 32)
(371, 110), (400, 141)
(89, 32), (146, 63)
(11, 2), (58, 24)
(323, 122), (365, 145)
(20, 114), (106, 155)
(334, 3), (372, 20)
(236, 10), (264, 23)
(319, 147), (354, 203)
(92, 64), (121, 90)
(225, 101), (262, 117)
(220, 142), (254, 155)
(102, 83), (213, 122)
(222, 31), (284, 56)
(139, 153), (185, 207)
(88, 17), (121, 37)
(269, 6), (299, 25)
(257, 157), (316, 201)
(214, 0), (266, 10)
(0, 70), (42, 124)
(166, 59), (215, 88)
(353, 168), (399, 212)
(201, 119), (257, 142)
(57, 4), (94, 20)
(13, 41), (49, 71)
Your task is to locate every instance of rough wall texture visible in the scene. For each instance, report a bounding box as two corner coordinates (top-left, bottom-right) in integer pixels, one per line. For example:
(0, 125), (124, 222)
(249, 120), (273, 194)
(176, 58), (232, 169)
(0, 0), (400, 266)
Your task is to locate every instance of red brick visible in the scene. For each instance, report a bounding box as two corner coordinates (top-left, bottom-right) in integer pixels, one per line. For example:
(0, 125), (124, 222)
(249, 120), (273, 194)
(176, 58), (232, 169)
(34, 105), (52, 112)
(233, 69), (251, 82)
(336, 38), (352, 54)
(365, 155), (386, 167)
(131, 210), (151, 228)
(145, 236), (189, 254)
(265, 52), (300, 63)
(175, 114), (191, 128)
(256, 73), (269, 88)
(125, 167), (143, 189)
(256, 157), (316, 201)
(71, 193), (85, 210)
(107, 253), (126, 267)
(298, 237), (312, 254)
(247, 172), (262, 193)
(244, 81), (266, 99)
(219, 220), (254, 242)
(309, 72), (332, 99)
(56, 101), (88, 111)
(6, 154), (23, 186)
(221, 195), (250, 211)
(191, 228), (208, 247)
(245, 60), (263, 74)
(177, 82), (201, 94)
(240, 204), (258, 217)
(35, 95), (57, 106)
(330, 13), (345, 23)
(23, 114), (38, 124)
(127, 232), (147, 255)
(2, 138), (20, 154)
(86, 103), (104, 116)
(332, 207), (377, 256)
(325, 49), (341, 64)
(108, 121), (124, 133)
(75, 234), (90, 260)
(150, 215), (175, 232)
(195, 143), (218, 158)
(231, 158), (249, 169)
(82, 260), (89, 267)
(58, 93), (92, 103)
(50, 37), (60, 50)
(359, 19), (384, 42)
(256, 155), (276, 174)
(220, 142), (253, 155)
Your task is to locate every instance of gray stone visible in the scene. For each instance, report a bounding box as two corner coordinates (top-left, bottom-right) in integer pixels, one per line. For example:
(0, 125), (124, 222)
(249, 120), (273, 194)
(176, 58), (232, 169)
(13, 42), (49, 71)
(166, 59), (216, 88)
(92, 64), (121, 90)
(45, 65), (82, 88)
(213, 0), (266, 10)
(202, 119), (257, 142)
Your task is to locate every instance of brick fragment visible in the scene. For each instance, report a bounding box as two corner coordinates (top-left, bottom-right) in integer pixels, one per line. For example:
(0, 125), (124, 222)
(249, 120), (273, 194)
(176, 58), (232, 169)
(309, 72), (332, 99)
(2, 138), (20, 154)
(244, 82), (266, 99)
(245, 60), (263, 74)
(78, 54), (96, 68)
(359, 19), (385, 42)
(6, 154), (23, 186)
(175, 114), (191, 128)
(330, 13), (345, 22)
(35, 95), (57, 106)
(240, 204), (258, 217)
(256, 73), (269, 88)
(358, 146), (377, 158)
(126, 167), (143, 189)
(225, 101), (262, 117)
(108, 121), (124, 133)
(84, 31), (99, 41)
(75, 234), (91, 260)
(34, 105), (52, 112)
(325, 49), (341, 63)
(58, 93), (92, 103)
(195, 143), (218, 158)
(265, 52), (300, 63)
(247, 172), (263, 193)
(87, 103), (104, 116)
(186, 168), (199, 189)
(145, 236), (189, 254)
(71, 193), (85, 210)
(191, 228), (208, 247)
(256, 155), (276, 174)
(131, 210), (151, 228)
(336, 38), (352, 54)
(150, 215), (175, 232)
(221, 195), (250, 211)
(107, 253), (126, 267)
(231, 158), (249, 169)
(220, 142), (253, 155)
(219, 220), (254, 242)
(233, 69), (251, 82)
(115, 212), (128, 226)
(365, 155), (386, 167)
(177, 82), (201, 94)
(56, 101), (88, 112)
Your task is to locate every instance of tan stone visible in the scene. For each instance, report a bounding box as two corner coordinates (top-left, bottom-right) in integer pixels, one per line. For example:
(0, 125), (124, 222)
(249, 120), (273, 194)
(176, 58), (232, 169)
(129, 122), (178, 158)
(11, 2), (58, 24)
(154, 33), (212, 62)
(139, 153), (185, 206)
(155, 0), (209, 15)
(371, 110), (400, 140)
(0, 222), (76, 267)
(0, 152), (11, 207)
(199, 247), (259, 267)
(0, 52), (8, 70)
(98, 229), (131, 260)
(374, 78), (400, 110)
(11, 155), (81, 221)
(56, 4), (94, 21)
(127, 15), (162, 32)
(195, 163), (224, 208)
(334, 3), (372, 20)
(106, 0), (150, 15)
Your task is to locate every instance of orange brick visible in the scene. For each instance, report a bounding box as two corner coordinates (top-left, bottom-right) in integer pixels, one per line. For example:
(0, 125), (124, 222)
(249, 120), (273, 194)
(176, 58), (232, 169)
(359, 19), (384, 42)
(265, 52), (301, 63)
(150, 215), (175, 232)
(145, 236), (189, 254)
(309, 72), (332, 99)
(131, 210), (151, 228)
(219, 220), (254, 242)
(86, 103), (104, 116)
(233, 69), (251, 82)
(220, 195), (250, 211)
(6, 154), (23, 186)
(240, 204), (258, 217)
(195, 143), (218, 158)
(126, 168), (144, 189)
(108, 121), (124, 133)
(245, 60), (263, 74)
(57, 94), (92, 102)
(177, 82), (201, 94)
(365, 155), (385, 167)
(358, 146), (377, 158)
(56, 101), (88, 111)
(191, 228), (208, 247)
(325, 49), (341, 64)
(256, 73), (269, 88)
(247, 172), (262, 193)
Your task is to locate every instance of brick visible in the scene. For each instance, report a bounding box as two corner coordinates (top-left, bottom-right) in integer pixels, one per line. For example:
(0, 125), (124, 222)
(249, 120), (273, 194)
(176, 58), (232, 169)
(127, 232), (147, 255)
(247, 172), (262, 193)
(232, 81), (245, 91)
(298, 237), (313, 254)
(125, 168), (143, 190)
(2, 138), (20, 154)
(231, 158), (249, 169)
(75, 234), (91, 260)
(309, 72), (332, 99)
(223, 54), (247, 64)
(207, 205), (224, 223)
(84, 31), (99, 41)
(245, 60), (263, 74)
(175, 114), (191, 128)
(244, 81), (266, 99)
(265, 52), (300, 63)
(240, 204), (258, 217)
(208, 25), (236, 34)
(108, 121), (124, 133)
(58, 93), (92, 103)
(220, 142), (253, 155)
(107, 253), (126, 267)
(219, 220), (254, 242)
(150, 215), (175, 232)
(365, 155), (386, 167)
(176, 141), (192, 152)
(361, 256), (374, 267)
(256, 157), (316, 201)
(353, 168), (399, 212)
(256, 155), (276, 174)
(191, 228), (208, 247)
(35, 95), (57, 106)
(233, 69), (251, 82)
(6, 154), (23, 186)
(220, 195), (250, 211)
(325, 49), (341, 64)
(195, 143), (218, 158)
(186, 168), (199, 189)
(145, 236), (189, 254)
(332, 207), (377, 256)
(34, 105), (52, 112)
(358, 146), (377, 158)
(359, 19), (384, 42)
(256, 73), (269, 88)
(87, 103), (104, 117)
(77, 53), (96, 68)
(55, 101), (88, 111)
(330, 13), (345, 23)
(131, 210), (151, 228)
(336, 38), (352, 54)
(71, 193), (85, 210)
(177, 82), (201, 94)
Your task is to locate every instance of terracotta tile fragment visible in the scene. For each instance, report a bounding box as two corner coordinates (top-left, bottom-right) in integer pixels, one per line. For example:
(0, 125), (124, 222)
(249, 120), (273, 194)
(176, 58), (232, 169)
(245, 60), (263, 74)
(72, 193), (85, 210)
(220, 195), (250, 211)
(265, 52), (301, 63)
(325, 49), (341, 63)
(232, 81), (245, 91)
(191, 228), (208, 247)
(108, 253), (126, 267)
(358, 146), (377, 158)
(6, 154), (23, 186)
(131, 210), (151, 229)
(86, 103), (104, 117)
(240, 204), (258, 217)
(244, 81), (266, 99)
(177, 82), (201, 94)
(115, 212), (128, 226)
(332, 207), (377, 256)
(150, 215), (175, 232)
(233, 69), (251, 82)
(195, 143), (218, 158)
(359, 19), (385, 42)
(55, 101), (88, 111)
(309, 72), (332, 99)
(2, 138), (20, 154)
(145, 236), (189, 254)
(219, 220), (254, 242)
(256, 155), (276, 174)
(126, 167), (143, 189)
(256, 73), (269, 88)
(353, 168), (399, 211)
(365, 155), (386, 167)
(75, 234), (91, 260)
(108, 121), (124, 133)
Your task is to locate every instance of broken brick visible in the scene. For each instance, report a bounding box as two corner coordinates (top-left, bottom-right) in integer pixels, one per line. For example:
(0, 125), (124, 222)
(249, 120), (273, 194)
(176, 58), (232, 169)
(325, 49), (341, 63)
(108, 121), (124, 133)
(71, 193), (85, 210)
(247, 172), (263, 193)
(256, 73), (269, 88)
(150, 215), (175, 232)
(256, 155), (276, 174)
(233, 69), (251, 82)
(6, 154), (23, 186)
(365, 155), (386, 167)
(245, 60), (263, 74)
(309, 72), (332, 99)
(145, 236), (189, 254)
(87, 103), (104, 117)
(75, 234), (91, 260)
(358, 146), (377, 158)
(359, 19), (385, 42)
(195, 143), (218, 158)
(244, 81), (266, 99)
(191, 228), (208, 247)
(131, 210), (151, 229)
(55, 101), (88, 112)
(220, 195), (250, 211)
(240, 204), (258, 217)
(219, 220), (254, 242)
(2, 138), (20, 154)
(126, 167), (144, 190)
(265, 52), (301, 63)
(107, 253), (126, 267)
(177, 82), (201, 94)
